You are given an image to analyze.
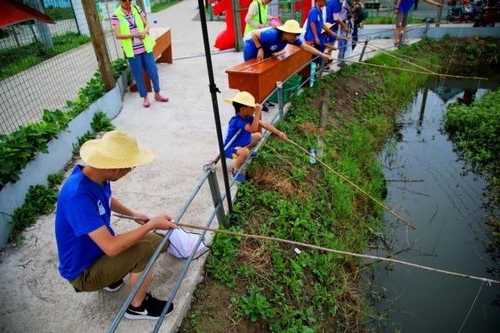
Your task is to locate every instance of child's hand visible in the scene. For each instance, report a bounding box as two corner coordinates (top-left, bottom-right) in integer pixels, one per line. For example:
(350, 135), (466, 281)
(255, 104), (262, 112)
(277, 131), (288, 140)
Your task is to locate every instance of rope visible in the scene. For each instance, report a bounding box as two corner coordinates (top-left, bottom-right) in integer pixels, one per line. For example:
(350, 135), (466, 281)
(112, 213), (500, 285)
(284, 138), (417, 230)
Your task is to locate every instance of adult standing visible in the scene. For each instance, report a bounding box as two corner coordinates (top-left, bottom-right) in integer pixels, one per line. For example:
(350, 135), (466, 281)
(244, 0), (273, 37)
(334, 0), (352, 66)
(55, 130), (177, 320)
(112, 0), (169, 108)
(394, 0), (414, 47)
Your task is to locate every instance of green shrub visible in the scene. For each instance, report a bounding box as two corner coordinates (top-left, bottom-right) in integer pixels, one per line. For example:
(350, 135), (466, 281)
(0, 60), (125, 189)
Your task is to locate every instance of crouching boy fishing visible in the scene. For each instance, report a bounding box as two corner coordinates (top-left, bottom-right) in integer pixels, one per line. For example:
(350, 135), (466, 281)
(55, 130), (177, 320)
(223, 91), (288, 182)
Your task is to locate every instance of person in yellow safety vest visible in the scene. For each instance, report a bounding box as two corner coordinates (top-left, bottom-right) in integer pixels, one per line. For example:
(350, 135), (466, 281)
(244, 0), (273, 37)
(111, 0), (169, 108)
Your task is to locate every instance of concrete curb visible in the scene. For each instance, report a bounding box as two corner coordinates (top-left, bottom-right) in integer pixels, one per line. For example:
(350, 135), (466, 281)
(0, 73), (128, 248)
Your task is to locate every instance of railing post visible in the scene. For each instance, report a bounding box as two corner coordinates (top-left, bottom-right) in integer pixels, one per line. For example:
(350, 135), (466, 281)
(309, 62), (317, 87)
(207, 166), (226, 226)
(359, 40), (368, 61)
(277, 81), (284, 118)
(424, 20), (430, 38)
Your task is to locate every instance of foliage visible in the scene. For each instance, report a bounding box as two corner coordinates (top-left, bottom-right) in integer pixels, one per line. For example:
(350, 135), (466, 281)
(184, 38), (500, 332)
(8, 111), (113, 244)
(363, 15), (423, 25)
(9, 171), (64, 244)
(152, 0), (182, 13)
(0, 32), (90, 80)
(45, 7), (75, 21)
(236, 286), (274, 322)
(445, 89), (500, 173)
(0, 60), (125, 190)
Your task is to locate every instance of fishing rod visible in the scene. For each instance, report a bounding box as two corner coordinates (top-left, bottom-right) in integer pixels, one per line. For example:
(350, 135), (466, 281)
(113, 213), (500, 285)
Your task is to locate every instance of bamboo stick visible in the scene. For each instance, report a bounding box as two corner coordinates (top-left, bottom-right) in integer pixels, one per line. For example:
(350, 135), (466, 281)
(112, 213), (500, 285)
(365, 42), (438, 74)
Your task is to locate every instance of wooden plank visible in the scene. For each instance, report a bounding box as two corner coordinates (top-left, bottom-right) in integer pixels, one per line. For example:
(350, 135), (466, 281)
(226, 45), (311, 102)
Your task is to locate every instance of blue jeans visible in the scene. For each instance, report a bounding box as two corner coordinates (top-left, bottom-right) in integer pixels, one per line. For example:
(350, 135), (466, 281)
(128, 52), (160, 98)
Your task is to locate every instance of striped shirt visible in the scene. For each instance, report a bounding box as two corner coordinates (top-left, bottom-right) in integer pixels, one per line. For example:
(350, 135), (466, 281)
(111, 6), (147, 55)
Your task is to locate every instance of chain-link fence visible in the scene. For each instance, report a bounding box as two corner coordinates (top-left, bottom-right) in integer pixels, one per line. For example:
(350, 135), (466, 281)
(0, 0), (124, 135)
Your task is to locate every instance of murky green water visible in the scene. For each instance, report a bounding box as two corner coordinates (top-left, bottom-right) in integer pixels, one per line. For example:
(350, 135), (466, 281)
(365, 78), (500, 333)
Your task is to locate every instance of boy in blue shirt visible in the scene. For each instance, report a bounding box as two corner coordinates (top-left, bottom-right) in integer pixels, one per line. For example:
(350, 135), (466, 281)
(55, 130), (177, 320)
(304, 0), (336, 52)
(244, 19), (331, 62)
(223, 91), (287, 181)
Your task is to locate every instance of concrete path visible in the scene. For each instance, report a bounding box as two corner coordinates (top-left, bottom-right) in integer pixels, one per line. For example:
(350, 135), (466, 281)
(0, 1), (415, 332)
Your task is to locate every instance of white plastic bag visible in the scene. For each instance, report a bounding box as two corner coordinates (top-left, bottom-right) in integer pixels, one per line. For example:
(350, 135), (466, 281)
(167, 228), (209, 260)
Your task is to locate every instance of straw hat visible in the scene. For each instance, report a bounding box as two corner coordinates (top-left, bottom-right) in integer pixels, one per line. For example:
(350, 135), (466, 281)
(322, 22), (334, 33)
(224, 91), (256, 108)
(80, 130), (155, 169)
(277, 19), (302, 34)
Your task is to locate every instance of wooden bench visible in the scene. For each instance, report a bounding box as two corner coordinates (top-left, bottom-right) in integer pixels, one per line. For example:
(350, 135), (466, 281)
(130, 27), (172, 93)
(225, 45), (311, 102)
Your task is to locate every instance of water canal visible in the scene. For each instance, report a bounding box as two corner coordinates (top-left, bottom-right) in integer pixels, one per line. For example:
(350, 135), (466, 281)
(366, 78), (500, 332)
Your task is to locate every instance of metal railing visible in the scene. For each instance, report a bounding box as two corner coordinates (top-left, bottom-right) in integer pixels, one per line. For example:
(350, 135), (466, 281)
(107, 31), (428, 332)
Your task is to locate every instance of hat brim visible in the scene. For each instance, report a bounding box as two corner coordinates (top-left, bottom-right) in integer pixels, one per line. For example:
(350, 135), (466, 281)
(80, 139), (155, 169)
(276, 26), (302, 34)
(224, 97), (256, 108)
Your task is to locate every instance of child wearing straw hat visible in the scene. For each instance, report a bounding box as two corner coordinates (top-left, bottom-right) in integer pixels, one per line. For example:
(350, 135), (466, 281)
(244, 19), (332, 62)
(223, 91), (287, 182)
(55, 130), (177, 320)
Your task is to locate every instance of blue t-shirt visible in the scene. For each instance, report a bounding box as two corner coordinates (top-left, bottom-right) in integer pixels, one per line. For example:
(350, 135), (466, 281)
(254, 28), (303, 57)
(398, 0), (414, 13)
(305, 6), (324, 43)
(55, 165), (114, 280)
(326, 0), (342, 23)
(224, 115), (254, 158)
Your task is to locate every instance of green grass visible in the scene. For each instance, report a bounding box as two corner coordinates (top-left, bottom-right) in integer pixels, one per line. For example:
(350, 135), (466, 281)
(363, 15), (424, 25)
(0, 32), (90, 80)
(151, 0), (182, 13)
(45, 7), (75, 21)
(182, 38), (500, 332)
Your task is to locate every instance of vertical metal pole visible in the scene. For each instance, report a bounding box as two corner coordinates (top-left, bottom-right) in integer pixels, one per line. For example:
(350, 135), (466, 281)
(359, 40), (368, 61)
(277, 81), (284, 118)
(197, 0), (234, 213)
(69, 0), (81, 34)
(424, 20), (430, 38)
(207, 167), (226, 226)
(436, 0), (445, 27)
(231, 0), (242, 50)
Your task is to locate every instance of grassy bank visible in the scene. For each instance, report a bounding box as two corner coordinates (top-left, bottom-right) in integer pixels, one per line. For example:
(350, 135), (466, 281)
(445, 89), (500, 260)
(363, 15), (423, 25)
(180, 39), (499, 332)
(0, 32), (90, 81)
(151, 0), (182, 13)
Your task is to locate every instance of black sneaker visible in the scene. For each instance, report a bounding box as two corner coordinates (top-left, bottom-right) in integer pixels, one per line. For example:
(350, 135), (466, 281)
(103, 278), (124, 292)
(124, 293), (174, 320)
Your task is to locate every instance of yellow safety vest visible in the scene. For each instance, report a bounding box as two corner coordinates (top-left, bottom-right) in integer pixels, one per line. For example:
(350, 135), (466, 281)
(244, 0), (269, 35)
(114, 5), (155, 58)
